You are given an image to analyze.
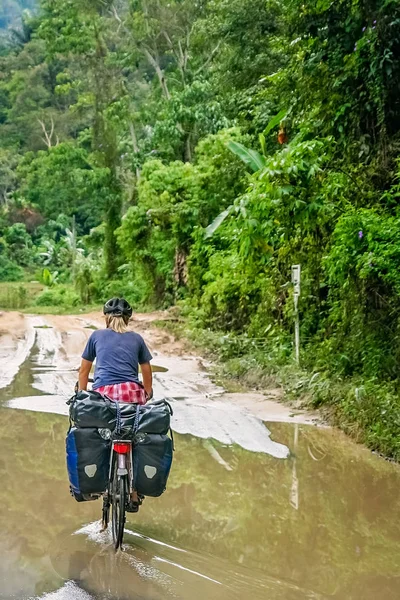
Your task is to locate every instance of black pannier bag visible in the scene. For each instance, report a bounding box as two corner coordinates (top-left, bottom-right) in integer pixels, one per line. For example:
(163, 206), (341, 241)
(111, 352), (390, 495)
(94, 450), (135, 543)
(66, 427), (111, 500)
(132, 433), (173, 497)
(69, 390), (114, 428)
(111, 400), (172, 436)
(69, 391), (172, 436)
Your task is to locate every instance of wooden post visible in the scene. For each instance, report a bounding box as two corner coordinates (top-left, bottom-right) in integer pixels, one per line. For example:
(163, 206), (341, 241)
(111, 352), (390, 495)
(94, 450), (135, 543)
(292, 264), (301, 365)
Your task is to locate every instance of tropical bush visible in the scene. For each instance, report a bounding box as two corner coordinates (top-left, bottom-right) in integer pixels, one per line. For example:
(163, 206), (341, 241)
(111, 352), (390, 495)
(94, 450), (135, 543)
(34, 285), (80, 307)
(0, 257), (24, 282)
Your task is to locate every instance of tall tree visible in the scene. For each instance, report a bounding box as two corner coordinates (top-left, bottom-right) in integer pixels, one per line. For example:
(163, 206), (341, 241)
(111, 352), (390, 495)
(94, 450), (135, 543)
(38, 0), (124, 277)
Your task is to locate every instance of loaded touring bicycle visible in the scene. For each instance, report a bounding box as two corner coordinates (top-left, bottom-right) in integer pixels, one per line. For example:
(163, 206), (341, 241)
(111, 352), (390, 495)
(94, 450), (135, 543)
(66, 384), (174, 550)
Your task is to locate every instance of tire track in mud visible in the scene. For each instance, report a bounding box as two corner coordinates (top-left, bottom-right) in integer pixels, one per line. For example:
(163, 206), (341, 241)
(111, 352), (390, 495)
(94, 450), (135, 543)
(0, 314), (35, 389)
(0, 314), (76, 393)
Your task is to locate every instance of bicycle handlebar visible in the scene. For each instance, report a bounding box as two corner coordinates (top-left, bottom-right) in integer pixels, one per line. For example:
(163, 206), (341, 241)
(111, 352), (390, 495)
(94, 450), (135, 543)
(74, 377), (94, 393)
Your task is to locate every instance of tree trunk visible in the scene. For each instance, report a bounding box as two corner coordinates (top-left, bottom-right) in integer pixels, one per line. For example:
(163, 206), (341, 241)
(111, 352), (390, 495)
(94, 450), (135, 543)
(143, 48), (171, 100)
(173, 248), (188, 287)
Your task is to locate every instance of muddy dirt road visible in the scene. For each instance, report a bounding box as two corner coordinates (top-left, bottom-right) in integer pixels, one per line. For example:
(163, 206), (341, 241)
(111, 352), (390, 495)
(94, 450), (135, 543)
(1, 311), (400, 599)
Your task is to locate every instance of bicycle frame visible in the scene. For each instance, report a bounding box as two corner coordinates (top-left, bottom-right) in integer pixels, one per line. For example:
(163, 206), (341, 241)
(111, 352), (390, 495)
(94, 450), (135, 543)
(101, 438), (134, 550)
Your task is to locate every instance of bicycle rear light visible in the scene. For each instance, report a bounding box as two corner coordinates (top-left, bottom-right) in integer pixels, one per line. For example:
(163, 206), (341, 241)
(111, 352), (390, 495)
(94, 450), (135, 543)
(114, 442), (131, 454)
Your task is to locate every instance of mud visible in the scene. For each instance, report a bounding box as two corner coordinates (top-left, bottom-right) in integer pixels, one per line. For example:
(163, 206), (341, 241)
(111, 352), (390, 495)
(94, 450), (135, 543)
(0, 311), (35, 389)
(0, 312), (313, 456)
(1, 311), (400, 599)
(0, 312), (318, 425)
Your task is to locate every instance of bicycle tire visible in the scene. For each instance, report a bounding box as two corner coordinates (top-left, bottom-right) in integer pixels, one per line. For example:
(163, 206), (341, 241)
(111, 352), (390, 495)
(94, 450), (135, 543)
(111, 468), (126, 550)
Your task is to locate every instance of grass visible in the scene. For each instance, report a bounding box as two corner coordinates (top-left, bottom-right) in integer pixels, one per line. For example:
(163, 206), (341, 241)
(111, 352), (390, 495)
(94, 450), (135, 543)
(0, 281), (44, 310)
(0, 281), (103, 314)
(21, 304), (101, 315)
(151, 310), (400, 461)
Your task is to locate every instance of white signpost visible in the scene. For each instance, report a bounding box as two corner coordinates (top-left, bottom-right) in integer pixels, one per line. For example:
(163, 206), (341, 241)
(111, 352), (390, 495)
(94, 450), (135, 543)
(291, 264), (301, 364)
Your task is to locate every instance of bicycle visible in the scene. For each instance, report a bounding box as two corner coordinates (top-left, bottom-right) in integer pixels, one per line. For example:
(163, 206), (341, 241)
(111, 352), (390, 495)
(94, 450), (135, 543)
(101, 436), (134, 550)
(73, 379), (141, 551)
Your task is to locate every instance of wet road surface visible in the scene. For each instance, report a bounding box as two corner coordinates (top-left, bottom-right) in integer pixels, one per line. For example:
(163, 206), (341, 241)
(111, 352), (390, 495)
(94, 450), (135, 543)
(1, 314), (400, 599)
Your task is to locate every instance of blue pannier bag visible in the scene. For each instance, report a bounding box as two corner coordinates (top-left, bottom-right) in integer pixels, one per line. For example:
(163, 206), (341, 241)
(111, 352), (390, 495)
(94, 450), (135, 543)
(132, 433), (173, 497)
(66, 427), (111, 501)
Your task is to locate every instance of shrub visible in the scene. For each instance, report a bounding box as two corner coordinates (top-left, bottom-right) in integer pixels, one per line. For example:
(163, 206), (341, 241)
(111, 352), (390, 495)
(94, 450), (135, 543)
(89, 276), (150, 308)
(35, 285), (80, 307)
(0, 257), (24, 282)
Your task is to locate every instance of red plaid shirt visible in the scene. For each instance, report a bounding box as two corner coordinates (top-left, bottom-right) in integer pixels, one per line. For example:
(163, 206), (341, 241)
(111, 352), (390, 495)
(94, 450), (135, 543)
(96, 381), (146, 404)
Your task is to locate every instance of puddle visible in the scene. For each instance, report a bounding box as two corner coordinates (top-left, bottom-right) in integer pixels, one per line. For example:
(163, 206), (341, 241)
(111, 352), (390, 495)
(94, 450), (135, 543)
(2, 317), (400, 599)
(1, 337), (286, 457)
(151, 364), (168, 373)
(0, 406), (400, 599)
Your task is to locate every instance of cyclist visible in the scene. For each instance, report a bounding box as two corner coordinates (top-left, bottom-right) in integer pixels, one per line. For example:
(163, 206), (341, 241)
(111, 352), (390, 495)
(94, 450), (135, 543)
(78, 297), (153, 401)
(78, 296), (153, 510)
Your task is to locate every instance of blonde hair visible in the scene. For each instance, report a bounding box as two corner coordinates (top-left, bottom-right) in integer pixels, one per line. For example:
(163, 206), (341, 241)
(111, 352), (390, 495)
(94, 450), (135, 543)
(105, 315), (129, 333)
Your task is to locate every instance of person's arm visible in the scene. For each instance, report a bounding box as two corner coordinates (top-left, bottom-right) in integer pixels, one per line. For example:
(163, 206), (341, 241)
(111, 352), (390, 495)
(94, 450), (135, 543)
(138, 336), (153, 400)
(141, 362), (153, 399)
(78, 358), (92, 391)
(79, 333), (96, 391)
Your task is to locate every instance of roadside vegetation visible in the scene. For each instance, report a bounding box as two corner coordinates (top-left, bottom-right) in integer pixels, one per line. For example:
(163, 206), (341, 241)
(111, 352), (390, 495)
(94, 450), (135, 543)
(1, 0), (400, 456)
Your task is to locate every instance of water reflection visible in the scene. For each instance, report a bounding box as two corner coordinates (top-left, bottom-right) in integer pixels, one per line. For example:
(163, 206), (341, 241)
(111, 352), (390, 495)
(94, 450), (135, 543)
(0, 405), (400, 599)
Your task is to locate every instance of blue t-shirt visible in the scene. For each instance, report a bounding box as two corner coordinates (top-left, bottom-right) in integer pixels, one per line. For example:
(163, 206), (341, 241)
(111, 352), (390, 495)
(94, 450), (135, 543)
(82, 329), (153, 389)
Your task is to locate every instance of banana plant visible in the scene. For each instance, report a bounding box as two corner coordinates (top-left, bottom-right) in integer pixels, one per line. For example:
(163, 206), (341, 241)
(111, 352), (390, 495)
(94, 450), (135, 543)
(41, 268), (59, 287)
(205, 110), (287, 238)
(226, 141), (267, 172)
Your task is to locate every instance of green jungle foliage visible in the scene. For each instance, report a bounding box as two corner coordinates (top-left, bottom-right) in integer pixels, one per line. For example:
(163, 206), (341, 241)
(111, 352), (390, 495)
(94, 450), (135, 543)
(2, 0), (400, 454)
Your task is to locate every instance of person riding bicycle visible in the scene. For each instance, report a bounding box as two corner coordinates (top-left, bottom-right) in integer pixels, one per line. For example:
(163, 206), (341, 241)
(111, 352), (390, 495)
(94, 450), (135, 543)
(78, 296), (153, 511)
(78, 297), (153, 403)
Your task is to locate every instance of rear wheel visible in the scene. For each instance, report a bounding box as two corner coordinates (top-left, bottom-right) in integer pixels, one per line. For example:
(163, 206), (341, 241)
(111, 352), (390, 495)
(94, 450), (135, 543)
(111, 468), (126, 550)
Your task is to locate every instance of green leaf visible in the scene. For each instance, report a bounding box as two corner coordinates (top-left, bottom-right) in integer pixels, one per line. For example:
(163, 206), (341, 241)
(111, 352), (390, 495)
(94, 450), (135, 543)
(264, 110), (287, 136)
(227, 141), (266, 172)
(42, 268), (54, 287)
(205, 208), (231, 238)
(259, 133), (266, 156)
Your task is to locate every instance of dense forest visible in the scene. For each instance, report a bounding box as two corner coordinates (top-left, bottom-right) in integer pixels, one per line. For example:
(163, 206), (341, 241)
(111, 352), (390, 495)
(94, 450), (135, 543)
(1, 0), (400, 455)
